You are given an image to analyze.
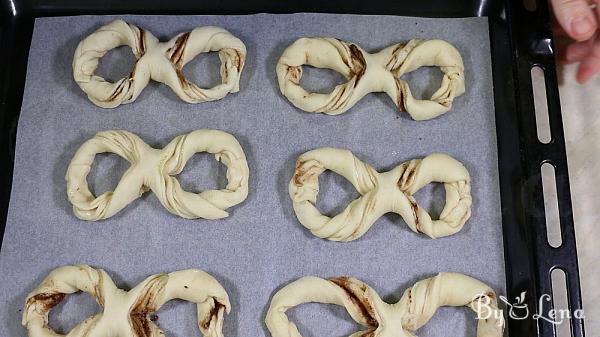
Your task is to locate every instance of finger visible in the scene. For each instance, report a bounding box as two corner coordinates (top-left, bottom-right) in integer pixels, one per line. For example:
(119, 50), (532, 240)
(555, 38), (573, 63)
(594, 2), (600, 29)
(557, 48), (572, 64)
(552, 13), (572, 38)
(553, 23), (571, 38)
(576, 35), (600, 83)
(550, 0), (598, 41)
(565, 39), (594, 62)
(554, 32), (576, 54)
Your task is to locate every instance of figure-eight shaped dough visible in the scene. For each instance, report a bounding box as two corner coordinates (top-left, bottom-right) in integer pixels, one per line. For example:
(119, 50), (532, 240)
(66, 129), (249, 220)
(22, 265), (230, 337)
(277, 38), (465, 120)
(289, 148), (471, 241)
(73, 20), (246, 108)
(266, 273), (504, 337)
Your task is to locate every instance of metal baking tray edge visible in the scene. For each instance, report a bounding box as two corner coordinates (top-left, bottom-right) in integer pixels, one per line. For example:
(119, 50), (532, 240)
(0, 0), (585, 336)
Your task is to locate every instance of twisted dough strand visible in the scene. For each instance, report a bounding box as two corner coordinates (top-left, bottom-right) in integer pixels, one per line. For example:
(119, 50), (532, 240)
(73, 20), (246, 108)
(289, 148), (471, 241)
(277, 38), (464, 120)
(22, 265), (230, 337)
(265, 273), (504, 337)
(66, 129), (249, 221)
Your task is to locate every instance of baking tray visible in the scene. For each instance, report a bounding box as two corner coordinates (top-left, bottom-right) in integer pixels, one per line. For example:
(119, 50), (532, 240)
(0, 1), (584, 337)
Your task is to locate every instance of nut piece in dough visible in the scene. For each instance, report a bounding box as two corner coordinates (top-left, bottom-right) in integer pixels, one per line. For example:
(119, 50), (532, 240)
(66, 129), (249, 220)
(73, 20), (247, 108)
(265, 273), (504, 337)
(289, 148), (472, 241)
(22, 265), (230, 337)
(276, 38), (465, 120)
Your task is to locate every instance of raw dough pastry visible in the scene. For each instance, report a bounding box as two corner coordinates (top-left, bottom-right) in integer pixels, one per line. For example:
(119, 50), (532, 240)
(73, 20), (246, 108)
(265, 273), (504, 337)
(66, 129), (249, 220)
(276, 38), (465, 120)
(22, 265), (230, 337)
(289, 148), (471, 241)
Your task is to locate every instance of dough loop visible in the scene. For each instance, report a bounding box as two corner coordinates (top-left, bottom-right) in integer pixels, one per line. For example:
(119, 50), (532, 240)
(289, 148), (471, 241)
(73, 20), (246, 108)
(22, 265), (230, 337)
(276, 38), (465, 120)
(266, 273), (504, 337)
(66, 129), (249, 220)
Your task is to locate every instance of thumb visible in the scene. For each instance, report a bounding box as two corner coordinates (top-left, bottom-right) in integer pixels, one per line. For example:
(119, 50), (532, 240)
(551, 0), (598, 41)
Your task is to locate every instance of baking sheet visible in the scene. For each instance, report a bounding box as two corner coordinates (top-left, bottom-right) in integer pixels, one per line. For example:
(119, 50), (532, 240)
(0, 14), (504, 337)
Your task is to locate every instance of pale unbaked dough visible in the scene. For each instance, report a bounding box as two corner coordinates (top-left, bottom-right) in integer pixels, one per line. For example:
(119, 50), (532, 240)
(22, 265), (230, 337)
(265, 273), (504, 337)
(276, 38), (465, 120)
(289, 148), (471, 241)
(66, 129), (249, 220)
(73, 20), (246, 108)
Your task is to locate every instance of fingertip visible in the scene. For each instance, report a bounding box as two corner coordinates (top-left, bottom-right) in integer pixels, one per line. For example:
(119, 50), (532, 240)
(576, 64), (594, 84)
(551, 0), (598, 40)
(558, 47), (575, 64)
(570, 15), (597, 41)
(575, 39), (600, 83)
(565, 40), (592, 62)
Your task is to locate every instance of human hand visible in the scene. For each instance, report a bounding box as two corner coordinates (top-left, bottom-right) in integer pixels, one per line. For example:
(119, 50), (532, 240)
(551, 0), (600, 83)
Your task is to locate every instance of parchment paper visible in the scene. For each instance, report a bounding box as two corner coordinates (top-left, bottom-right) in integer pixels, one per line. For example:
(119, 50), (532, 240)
(0, 14), (505, 337)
